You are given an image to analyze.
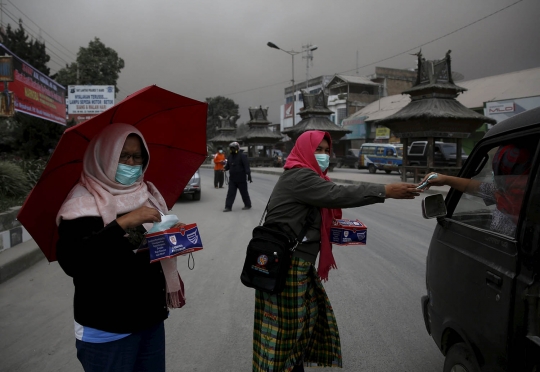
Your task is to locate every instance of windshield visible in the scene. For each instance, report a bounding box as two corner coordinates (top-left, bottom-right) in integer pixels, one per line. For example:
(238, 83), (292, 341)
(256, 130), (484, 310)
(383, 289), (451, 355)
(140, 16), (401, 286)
(441, 143), (467, 156)
(396, 147), (403, 156)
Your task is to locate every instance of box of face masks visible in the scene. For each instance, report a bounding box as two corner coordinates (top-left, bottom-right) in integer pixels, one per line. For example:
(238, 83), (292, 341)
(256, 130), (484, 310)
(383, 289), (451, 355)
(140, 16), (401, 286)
(145, 223), (203, 263)
(330, 219), (367, 246)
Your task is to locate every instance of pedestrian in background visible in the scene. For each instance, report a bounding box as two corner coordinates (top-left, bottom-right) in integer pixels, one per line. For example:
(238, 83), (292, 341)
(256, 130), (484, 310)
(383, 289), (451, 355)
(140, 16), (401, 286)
(213, 146), (226, 188)
(252, 130), (419, 371)
(223, 141), (252, 212)
(56, 123), (185, 372)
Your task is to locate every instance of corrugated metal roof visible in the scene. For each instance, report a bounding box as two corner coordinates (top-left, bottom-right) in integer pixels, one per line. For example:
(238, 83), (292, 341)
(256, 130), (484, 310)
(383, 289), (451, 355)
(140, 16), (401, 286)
(344, 67), (540, 123)
(329, 74), (381, 87)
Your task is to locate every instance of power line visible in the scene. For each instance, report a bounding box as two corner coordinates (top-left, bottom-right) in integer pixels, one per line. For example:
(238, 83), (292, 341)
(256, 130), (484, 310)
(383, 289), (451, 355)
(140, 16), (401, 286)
(337, 0), (526, 75)
(5, 0), (77, 60)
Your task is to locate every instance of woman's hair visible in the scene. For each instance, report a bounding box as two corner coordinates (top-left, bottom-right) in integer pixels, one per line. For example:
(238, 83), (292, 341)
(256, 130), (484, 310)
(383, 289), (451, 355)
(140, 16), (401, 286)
(127, 133), (149, 168)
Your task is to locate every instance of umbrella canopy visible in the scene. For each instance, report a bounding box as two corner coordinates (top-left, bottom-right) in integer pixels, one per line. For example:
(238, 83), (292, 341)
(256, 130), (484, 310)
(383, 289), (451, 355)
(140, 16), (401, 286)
(17, 85), (207, 262)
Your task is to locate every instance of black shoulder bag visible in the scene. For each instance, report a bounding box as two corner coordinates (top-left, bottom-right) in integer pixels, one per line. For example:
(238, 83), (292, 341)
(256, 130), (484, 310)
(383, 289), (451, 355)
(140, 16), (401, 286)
(240, 203), (316, 295)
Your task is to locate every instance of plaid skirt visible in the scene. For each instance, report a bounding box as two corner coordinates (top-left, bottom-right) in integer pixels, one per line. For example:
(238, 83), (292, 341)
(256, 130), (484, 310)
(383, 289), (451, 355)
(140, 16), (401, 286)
(252, 257), (342, 371)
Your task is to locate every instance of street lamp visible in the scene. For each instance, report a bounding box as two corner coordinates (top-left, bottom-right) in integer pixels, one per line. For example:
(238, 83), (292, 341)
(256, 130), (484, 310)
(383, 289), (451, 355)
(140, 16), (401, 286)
(266, 42), (304, 127)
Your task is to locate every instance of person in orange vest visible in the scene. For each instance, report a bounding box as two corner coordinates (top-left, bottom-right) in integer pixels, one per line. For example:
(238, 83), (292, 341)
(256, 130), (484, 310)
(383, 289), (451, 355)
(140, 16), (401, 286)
(213, 147), (227, 188)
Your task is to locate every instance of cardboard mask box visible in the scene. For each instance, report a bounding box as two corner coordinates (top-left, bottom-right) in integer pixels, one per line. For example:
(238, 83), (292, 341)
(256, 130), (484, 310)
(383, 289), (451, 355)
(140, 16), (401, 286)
(330, 219), (367, 246)
(146, 223), (203, 263)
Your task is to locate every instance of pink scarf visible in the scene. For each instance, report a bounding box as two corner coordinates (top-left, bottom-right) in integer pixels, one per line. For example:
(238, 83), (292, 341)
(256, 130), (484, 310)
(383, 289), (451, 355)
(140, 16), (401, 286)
(284, 130), (342, 281)
(57, 123), (185, 309)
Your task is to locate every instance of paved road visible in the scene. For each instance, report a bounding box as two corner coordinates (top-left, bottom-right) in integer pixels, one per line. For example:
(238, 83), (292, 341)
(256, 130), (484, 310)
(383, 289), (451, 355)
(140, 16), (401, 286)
(0, 168), (444, 371)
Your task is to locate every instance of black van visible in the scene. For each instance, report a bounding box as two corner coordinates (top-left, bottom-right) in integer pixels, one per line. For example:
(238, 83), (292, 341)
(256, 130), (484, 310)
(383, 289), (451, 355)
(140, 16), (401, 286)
(408, 141), (468, 167)
(421, 107), (540, 371)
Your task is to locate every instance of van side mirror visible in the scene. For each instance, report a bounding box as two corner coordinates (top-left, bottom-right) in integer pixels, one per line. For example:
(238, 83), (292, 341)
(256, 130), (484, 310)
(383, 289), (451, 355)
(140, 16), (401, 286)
(422, 194), (447, 219)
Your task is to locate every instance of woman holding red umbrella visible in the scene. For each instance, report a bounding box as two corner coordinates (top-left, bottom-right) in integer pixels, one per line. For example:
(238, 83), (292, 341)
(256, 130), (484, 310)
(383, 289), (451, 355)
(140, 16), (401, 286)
(56, 123), (184, 372)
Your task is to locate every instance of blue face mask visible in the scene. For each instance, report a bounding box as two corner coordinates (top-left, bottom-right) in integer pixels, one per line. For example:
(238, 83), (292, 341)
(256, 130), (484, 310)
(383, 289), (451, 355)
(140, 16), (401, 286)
(218, 150), (223, 154)
(115, 163), (143, 185)
(315, 154), (330, 172)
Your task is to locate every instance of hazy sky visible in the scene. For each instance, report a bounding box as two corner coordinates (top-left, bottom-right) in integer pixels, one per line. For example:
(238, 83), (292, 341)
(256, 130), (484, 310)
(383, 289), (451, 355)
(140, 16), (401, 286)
(9, 0), (540, 123)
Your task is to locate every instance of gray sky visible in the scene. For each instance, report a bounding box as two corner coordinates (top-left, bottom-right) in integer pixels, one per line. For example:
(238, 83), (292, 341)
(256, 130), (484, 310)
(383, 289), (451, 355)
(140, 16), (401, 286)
(10, 0), (540, 124)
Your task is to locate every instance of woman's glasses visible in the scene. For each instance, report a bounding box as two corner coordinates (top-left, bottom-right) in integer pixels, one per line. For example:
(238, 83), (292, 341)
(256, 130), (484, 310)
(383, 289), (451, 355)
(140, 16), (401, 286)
(119, 153), (144, 164)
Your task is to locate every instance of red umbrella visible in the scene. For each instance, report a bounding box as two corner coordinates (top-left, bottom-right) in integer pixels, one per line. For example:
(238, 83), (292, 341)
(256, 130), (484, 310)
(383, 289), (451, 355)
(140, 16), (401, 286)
(17, 85), (208, 262)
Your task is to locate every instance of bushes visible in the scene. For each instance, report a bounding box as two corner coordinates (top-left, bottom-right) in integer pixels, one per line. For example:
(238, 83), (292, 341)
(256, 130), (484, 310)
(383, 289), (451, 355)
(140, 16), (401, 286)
(0, 155), (47, 213)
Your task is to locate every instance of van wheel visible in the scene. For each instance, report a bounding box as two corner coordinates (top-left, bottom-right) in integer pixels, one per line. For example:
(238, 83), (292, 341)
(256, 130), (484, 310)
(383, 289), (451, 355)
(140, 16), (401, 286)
(336, 161), (343, 168)
(385, 170), (391, 174)
(443, 343), (479, 372)
(193, 191), (201, 201)
(368, 164), (376, 174)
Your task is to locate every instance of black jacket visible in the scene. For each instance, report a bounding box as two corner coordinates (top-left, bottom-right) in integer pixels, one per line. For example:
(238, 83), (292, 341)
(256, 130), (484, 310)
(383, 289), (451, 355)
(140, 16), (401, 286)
(56, 217), (168, 334)
(225, 150), (251, 183)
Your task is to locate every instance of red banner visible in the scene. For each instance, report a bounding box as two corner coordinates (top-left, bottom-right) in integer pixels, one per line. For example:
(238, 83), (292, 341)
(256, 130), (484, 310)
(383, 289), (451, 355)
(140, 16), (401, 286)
(1, 44), (66, 125)
(284, 103), (293, 119)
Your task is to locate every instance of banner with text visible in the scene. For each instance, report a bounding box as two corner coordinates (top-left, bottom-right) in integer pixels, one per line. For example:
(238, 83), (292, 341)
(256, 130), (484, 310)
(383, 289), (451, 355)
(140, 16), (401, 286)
(1, 43), (66, 125)
(67, 85), (115, 118)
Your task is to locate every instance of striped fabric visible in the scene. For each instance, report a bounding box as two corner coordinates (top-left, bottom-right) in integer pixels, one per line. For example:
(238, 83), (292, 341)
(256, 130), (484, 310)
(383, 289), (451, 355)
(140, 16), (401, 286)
(253, 257), (342, 371)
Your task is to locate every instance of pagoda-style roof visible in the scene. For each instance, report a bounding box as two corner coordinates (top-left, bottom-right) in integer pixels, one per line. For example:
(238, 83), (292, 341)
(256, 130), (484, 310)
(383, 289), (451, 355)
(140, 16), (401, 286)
(208, 114), (239, 146)
(282, 90), (351, 142)
(238, 106), (282, 145)
(375, 50), (495, 138)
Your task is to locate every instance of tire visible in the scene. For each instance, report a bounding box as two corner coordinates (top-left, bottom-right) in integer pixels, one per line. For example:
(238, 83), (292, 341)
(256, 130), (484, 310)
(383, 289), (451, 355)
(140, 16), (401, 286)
(368, 164), (377, 174)
(443, 343), (479, 372)
(385, 170), (391, 174)
(336, 161), (343, 168)
(193, 191), (201, 201)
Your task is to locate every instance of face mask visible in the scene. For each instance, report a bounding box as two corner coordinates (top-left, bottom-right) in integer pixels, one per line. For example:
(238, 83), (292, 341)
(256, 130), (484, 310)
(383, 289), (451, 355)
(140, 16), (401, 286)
(115, 163), (143, 185)
(218, 150), (223, 154)
(315, 154), (330, 172)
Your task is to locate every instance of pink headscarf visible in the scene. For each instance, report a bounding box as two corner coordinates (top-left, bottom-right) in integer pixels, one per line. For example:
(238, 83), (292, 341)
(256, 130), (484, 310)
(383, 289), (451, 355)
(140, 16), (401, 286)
(57, 123), (185, 309)
(285, 130), (342, 281)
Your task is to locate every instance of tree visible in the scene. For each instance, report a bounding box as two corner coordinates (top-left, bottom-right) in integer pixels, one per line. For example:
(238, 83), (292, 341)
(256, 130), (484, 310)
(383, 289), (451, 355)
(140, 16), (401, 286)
(0, 20), (63, 159)
(205, 96), (239, 140)
(54, 37), (125, 94)
(2, 20), (50, 75)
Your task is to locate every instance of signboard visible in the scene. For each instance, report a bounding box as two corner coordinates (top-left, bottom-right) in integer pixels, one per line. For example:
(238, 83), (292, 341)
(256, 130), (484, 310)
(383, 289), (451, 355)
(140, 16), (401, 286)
(67, 85), (115, 115)
(343, 115), (367, 140)
(375, 127), (390, 139)
(283, 102), (293, 119)
(484, 97), (540, 124)
(0, 43), (66, 125)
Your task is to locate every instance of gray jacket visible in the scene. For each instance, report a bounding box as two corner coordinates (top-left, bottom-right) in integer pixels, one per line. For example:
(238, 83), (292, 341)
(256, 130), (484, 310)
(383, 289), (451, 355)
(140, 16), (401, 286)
(263, 168), (386, 264)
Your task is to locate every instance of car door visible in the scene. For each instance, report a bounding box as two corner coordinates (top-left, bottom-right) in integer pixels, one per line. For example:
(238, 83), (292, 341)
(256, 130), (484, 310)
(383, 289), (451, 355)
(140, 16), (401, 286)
(426, 133), (539, 371)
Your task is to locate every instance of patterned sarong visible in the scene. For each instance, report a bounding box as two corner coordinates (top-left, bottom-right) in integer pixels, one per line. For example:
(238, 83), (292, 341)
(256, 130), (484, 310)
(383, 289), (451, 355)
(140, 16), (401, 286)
(252, 257), (342, 371)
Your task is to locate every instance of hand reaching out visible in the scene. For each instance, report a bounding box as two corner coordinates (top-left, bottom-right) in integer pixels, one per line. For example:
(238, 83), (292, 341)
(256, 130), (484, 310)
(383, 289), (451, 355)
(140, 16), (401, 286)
(384, 183), (421, 199)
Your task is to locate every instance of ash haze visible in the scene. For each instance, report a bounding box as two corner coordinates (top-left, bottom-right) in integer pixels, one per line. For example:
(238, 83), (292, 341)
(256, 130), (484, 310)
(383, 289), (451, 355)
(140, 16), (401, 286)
(9, 0), (540, 124)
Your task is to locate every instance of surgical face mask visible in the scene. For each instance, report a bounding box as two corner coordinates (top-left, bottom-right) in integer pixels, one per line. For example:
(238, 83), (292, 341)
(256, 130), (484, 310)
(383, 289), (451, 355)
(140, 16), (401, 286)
(218, 150), (223, 154)
(115, 163), (143, 185)
(315, 154), (330, 172)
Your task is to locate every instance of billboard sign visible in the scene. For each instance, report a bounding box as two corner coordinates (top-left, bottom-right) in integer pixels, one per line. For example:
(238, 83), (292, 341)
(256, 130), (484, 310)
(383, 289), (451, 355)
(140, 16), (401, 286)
(283, 102), (293, 119)
(67, 85), (115, 115)
(0, 43), (66, 125)
(343, 115), (367, 140)
(484, 97), (540, 124)
(375, 127), (390, 139)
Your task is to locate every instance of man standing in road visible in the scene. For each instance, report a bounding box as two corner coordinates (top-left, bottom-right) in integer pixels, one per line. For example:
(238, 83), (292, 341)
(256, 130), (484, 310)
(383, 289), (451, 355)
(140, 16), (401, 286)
(223, 142), (252, 212)
(213, 147), (226, 188)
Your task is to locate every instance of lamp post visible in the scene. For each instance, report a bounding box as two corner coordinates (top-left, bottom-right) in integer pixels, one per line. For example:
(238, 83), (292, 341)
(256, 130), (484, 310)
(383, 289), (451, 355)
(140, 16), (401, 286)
(268, 42), (317, 127)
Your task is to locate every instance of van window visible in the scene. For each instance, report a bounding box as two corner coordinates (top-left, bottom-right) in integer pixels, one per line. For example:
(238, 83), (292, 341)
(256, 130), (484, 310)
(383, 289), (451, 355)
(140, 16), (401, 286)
(396, 147), (403, 157)
(409, 144), (425, 155)
(361, 146), (376, 155)
(376, 147), (385, 155)
(451, 138), (538, 238)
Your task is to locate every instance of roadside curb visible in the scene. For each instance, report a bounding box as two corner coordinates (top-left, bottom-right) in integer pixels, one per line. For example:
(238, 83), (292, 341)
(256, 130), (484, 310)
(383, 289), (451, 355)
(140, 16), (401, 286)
(0, 239), (45, 284)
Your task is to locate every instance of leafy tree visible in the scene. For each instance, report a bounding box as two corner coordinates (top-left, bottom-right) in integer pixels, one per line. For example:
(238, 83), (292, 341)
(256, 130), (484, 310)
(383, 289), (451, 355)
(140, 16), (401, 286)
(205, 96), (239, 140)
(54, 37), (124, 94)
(2, 20), (50, 75)
(0, 20), (63, 159)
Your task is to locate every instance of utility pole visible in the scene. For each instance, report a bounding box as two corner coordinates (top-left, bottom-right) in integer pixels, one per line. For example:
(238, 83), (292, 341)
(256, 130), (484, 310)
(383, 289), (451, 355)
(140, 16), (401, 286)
(302, 43), (317, 90)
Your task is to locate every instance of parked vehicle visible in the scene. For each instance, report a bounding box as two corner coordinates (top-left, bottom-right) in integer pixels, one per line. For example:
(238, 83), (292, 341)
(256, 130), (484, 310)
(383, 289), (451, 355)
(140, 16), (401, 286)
(358, 143), (403, 174)
(421, 107), (540, 371)
(407, 141), (468, 167)
(182, 169), (201, 201)
(336, 148), (360, 168)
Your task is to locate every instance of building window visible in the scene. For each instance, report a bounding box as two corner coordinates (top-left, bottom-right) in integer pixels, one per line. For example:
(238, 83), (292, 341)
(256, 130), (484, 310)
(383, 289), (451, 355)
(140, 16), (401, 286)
(337, 108), (347, 125)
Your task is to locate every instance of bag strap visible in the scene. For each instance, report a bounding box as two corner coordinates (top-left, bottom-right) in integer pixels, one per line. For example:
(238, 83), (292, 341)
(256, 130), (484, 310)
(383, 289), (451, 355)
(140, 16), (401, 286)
(259, 199), (317, 252)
